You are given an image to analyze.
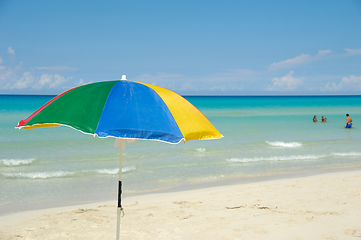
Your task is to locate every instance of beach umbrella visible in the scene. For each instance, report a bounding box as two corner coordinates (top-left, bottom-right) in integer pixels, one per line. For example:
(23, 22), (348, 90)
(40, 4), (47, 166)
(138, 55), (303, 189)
(16, 75), (223, 240)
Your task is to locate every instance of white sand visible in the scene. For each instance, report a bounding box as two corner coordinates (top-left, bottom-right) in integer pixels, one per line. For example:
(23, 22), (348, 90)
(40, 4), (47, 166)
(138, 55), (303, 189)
(1, 170), (361, 240)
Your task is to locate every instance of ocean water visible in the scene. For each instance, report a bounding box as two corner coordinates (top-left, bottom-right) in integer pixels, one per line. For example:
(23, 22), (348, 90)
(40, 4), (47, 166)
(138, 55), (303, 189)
(1, 95), (361, 215)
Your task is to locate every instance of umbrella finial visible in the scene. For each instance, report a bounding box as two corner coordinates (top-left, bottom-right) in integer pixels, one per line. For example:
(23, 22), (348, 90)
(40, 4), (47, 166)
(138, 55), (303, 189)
(121, 75), (127, 81)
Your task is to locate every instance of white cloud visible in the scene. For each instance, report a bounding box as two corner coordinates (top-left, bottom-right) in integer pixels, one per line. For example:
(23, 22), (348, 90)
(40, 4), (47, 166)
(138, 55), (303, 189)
(320, 75), (361, 92)
(0, 55), (7, 71)
(344, 48), (361, 56)
(77, 78), (85, 86)
(266, 71), (303, 91)
(269, 54), (311, 70)
(178, 81), (195, 91)
(0, 66), (16, 82)
(33, 74), (72, 89)
(10, 72), (34, 89)
(7, 47), (15, 55)
(34, 74), (52, 89)
(1, 71), (72, 90)
(49, 74), (70, 88)
(0, 49), (76, 92)
(14, 61), (23, 71)
(269, 49), (332, 70)
(36, 66), (78, 71)
(318, 49), (332, 55)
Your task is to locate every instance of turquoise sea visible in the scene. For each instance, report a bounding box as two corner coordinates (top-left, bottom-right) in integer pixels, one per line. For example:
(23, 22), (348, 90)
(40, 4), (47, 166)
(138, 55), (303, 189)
(1, 95), (361, 215)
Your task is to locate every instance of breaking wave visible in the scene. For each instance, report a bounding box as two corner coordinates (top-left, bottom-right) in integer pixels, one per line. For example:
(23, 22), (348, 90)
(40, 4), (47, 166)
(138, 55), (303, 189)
(195, 148), (206, 153)
(95, 168), (119, 175)
(95, 166), (136, 175)
(1, 166), (137, 179)
(266, 141), (302, 148)
(227, 154), (326, 163)
(1, 158), (36, 166)
(332, 152), (361, 157)
(1, 170), (75, 179)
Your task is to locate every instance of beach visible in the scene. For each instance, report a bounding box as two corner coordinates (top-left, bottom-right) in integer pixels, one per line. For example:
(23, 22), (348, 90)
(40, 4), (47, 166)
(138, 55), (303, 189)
(1, 95), (361, 239)
(1, 169), (361, 239)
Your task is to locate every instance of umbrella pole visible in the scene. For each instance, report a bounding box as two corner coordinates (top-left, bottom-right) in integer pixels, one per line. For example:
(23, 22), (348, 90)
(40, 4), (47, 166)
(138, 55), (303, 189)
(116, 139), (125, 240)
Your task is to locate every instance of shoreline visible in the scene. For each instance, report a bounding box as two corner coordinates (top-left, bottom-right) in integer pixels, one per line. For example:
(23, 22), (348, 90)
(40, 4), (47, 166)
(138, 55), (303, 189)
(2, 164), (361, 217)
(1, 168), (361, 239)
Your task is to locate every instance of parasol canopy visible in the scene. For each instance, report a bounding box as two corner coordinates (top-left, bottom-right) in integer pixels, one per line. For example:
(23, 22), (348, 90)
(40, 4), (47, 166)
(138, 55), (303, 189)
(16, 79), (222, 143)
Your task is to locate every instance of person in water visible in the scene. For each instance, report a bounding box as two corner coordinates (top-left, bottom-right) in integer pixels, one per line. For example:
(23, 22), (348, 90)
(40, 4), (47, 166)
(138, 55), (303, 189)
(321, 116), (325, 122)
(322, 117), (326, 123)
(345, 114), (352, 128)
(313, 115), (317, 122)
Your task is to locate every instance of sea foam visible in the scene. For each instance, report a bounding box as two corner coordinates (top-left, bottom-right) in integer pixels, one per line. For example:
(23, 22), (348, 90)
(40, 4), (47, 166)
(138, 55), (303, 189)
(195, 148), (206, 153)
(332, 152), (361, 157)
(95, 166), (136, 175)
(227, 154), (325, 163)
(123, 166), (136, 173)
(95, 169), (119, 175)
(266, 141), (302, 148)
(1, 158), (36, 166)
(1, 170), (75, 179)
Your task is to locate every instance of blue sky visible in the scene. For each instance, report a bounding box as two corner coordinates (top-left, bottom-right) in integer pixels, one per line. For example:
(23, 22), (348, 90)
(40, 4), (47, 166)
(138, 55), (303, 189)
(0, 0), (361, 95)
